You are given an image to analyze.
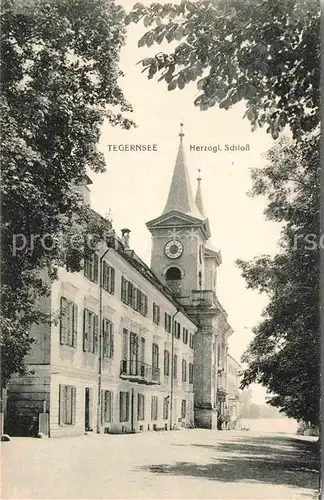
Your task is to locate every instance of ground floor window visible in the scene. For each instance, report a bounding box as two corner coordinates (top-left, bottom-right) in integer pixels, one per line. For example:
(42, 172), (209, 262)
(119, 391), (129, 422)
(137, 393), (145, 420)
(181, 399), (187, 419)
(101, 390), (113, 424)
(151, 395), (158, 420)
(163, 397), (169, 420)
(59, 385), (76, 425)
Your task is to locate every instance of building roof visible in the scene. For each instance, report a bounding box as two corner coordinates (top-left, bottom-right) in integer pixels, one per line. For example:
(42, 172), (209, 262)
(195, 171), (206, 217)
(162, 131), (204, 220)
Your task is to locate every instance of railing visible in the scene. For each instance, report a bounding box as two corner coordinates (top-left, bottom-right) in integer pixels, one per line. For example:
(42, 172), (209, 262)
(120, 360), (160, 384)
(192, 290), (214, 308)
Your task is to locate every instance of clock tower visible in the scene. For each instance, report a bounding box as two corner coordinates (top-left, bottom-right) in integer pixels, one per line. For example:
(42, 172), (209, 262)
(146, 125), (212, 302)
(146, 125), (233, 430)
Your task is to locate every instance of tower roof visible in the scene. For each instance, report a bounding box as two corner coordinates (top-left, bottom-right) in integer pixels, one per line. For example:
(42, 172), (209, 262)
(162, 124), (204, 220)
(195, 169), (206, 217)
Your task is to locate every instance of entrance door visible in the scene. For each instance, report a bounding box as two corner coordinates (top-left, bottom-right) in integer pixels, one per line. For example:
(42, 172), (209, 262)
(85, 387), (93, 431)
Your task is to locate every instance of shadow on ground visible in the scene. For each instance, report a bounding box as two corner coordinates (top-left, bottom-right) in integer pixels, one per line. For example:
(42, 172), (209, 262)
(138, 435), (319, 492)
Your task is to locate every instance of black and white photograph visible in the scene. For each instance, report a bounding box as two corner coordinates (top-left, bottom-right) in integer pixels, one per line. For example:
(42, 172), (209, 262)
(1, 0), (321, 499)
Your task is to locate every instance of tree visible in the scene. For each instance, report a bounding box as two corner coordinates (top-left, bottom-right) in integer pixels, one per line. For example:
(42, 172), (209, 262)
(237, 134), (320, 426)
(1, 0), (134, 387)
(128, 0), (319, 139)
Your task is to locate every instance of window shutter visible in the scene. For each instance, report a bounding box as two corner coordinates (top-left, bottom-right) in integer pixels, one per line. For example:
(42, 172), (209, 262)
(94, 254), (99, 282)
(72, 304), (78, 347)
(110, 322), (114, 358)
(71, 386), (77, 425)
(144, 295), (148, 316)
(60, 297), (67, 345)
(102, 261), (106, 289)
(101, 390), (105, 424)
(111, 268), (115, 294)
(59, 384), (65, 425)
(83, 309), (88, 352)
(93, 314), (99, 354)
(157, 305), (160, 325)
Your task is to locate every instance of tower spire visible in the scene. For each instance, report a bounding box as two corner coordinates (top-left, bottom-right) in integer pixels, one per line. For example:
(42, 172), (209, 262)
(162, 124), (204, 219)
(195, 169), (206, 217)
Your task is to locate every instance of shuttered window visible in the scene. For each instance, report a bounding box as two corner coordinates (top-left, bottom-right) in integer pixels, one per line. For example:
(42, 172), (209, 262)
(173, 354), (178, 379)
(137, 394), (145, 421)
(84, 253), (99, 283)
(181, 399), (187, 419)
(182, 359), (187, 382)
(59, 385), (76, 425)
(83, 309), (99, 353)
(152, 344), (159, 370)
(183, 327), (188, 344)
(101, 390), (113, 424)
(164, 313), (172, 333)
(153, 302), (160, 325)
(102, 319), (114, 358)
(119, 391), (129, 422)
(120, 276), (148, 317)
(189, 333), (194, 349)
(174, 321), (181, 339)
(189, 362), (194, 384)
(60, 297), (78, 347)
(163, 397), (169, 420)
(164, 349), (170, 376)
(151, 396), (158, 421)
(102, 262), (115, 294)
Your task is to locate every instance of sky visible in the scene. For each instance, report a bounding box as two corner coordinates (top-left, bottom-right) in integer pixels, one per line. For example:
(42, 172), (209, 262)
(90, 0), (283, 404)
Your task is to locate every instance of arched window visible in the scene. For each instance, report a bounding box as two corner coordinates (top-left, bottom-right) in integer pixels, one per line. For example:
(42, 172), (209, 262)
(165, 267), (181, 281)
(165, 267), (182, 296)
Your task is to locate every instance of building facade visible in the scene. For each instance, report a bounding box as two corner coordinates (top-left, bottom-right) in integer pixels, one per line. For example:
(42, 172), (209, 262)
(5, 127), (239, 436)
(225, 355), (242, 429)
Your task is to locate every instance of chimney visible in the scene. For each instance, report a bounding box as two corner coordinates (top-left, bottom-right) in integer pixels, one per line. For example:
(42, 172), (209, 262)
(121, 228), (131, 248)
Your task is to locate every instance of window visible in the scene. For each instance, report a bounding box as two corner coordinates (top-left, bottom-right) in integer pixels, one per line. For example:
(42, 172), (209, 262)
(101, 390), (113, 423)
(181, 399), (187, 419)
(102, 262), (115, 294)
(164, 349), (170, 377)
(189, 332), (194, 349)
(138, 394), (145, 421)
(122, 328), (128, 360)
(173, 354), (178, 379)
(84, 253), (99, 283)
(182, 359), (187, 382)
(183, 327), (188, 344)
(103, 319), (114, 358)
(119, 391), (129, 422)
(121, 276), (148, 316)
(59, 385), (76, 425)
(60, 297), (77, 347)
(153, 302), (160, 325)
(174, 321), (181, 339)
(165, 267), (181, 280)
(152, 344), (159, 369)
(83, 309), (98, 353)
(163, 397), (169, 420)
(164, 313), (172, 333)
(189, 362), (194, 384)
(151, 396), (158, 420)
(121, 276), (127, 303)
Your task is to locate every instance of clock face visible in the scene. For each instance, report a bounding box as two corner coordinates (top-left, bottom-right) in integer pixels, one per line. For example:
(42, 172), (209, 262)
(165, 239), (183, 259)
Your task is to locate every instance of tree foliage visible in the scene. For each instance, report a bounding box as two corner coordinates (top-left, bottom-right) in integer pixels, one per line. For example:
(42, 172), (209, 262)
(1, 0), (133, 387)
(128, 0), (319, 139)
(237, 134), (320, 425)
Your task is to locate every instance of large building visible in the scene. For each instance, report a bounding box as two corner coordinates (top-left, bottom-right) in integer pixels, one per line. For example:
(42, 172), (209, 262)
(5, 127), (240, 437)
